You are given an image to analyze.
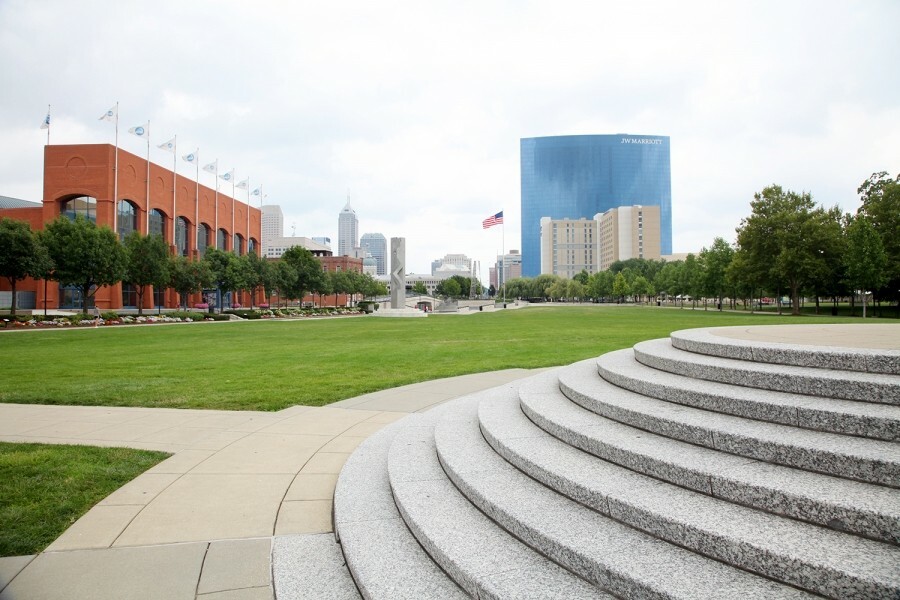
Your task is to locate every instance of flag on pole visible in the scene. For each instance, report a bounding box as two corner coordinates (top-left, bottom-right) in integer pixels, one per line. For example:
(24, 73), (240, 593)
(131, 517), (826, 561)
(202, 161), (217, 174)
(40, 111), (50, 130)
(128, 123), (148, 137)
(99, 106), (117, 122)
(251, 188), (261, 196)
(236, 179), (249, 190)
(157, 137), (176, 152)
(482, 211), (504, 229)
(219, 170), (234, 182)
(182, 151), (198, 164)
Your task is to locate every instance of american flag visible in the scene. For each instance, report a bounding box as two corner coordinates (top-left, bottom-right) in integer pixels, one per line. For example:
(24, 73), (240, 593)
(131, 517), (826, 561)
(482, 211), (504, 229)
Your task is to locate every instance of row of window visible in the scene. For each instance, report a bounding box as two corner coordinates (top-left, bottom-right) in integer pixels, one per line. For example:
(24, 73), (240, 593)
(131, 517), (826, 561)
(60, 196), (256, 256)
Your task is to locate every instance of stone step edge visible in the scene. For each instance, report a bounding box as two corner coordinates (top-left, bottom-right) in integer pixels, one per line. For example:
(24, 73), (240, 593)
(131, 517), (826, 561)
(521, 367), (900, 545)
(479, 386), (900, 600)
(272, 533), (362, 600)
(435, 390), (817, 599)
(333, 413), (469, 600)
(597, 348), (900, 442)
(558, 361), (900, 488)
(670, 327), (900, 375)
(386, 397), (603, 599)
(633, 338), (900, 405)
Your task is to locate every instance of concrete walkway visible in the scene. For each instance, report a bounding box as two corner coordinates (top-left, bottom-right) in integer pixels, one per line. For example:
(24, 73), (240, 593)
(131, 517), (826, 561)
(0, 368), (547, 600)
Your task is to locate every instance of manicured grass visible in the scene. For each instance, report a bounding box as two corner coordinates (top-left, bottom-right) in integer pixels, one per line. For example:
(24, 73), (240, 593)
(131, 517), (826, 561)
(0, 306), (858, 411)
(0, 443), (169, 557)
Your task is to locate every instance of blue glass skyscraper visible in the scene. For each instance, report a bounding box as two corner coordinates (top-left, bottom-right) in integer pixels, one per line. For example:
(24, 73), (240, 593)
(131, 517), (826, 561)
(520, 134), (672, 277)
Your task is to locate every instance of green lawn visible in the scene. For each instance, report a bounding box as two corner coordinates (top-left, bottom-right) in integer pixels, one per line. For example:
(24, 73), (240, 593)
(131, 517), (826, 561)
(0, 443), (169, 556)
(0, 306), (858, 411)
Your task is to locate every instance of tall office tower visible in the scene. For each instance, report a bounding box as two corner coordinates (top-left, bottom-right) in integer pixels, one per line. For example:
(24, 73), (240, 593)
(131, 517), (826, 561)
(261, 205), (284, 255)
(360, 233), (387, 275)
(338, 198), (358, 257)
(493, 250), (522, 289)
(520, 134), (671, 277)
(598, 205), (661, 270)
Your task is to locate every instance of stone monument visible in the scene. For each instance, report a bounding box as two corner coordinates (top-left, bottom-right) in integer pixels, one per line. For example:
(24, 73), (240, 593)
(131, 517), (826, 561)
(390, 237), (405, 309)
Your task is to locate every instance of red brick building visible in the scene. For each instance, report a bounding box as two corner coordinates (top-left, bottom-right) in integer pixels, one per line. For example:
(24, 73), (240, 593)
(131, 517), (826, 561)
(0, 143), (261, 311)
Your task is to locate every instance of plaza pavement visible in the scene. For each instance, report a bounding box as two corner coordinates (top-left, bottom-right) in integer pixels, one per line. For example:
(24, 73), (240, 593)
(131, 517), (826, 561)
(0, 321), (896, 599)
(0, 367), (550, 600)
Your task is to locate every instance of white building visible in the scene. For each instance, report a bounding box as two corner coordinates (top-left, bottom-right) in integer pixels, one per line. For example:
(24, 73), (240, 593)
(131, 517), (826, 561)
(265, 236), (332, 259)
(261, 205), (284, 255)
(338, 199), (358, 257)
(431, 253), (472, 275)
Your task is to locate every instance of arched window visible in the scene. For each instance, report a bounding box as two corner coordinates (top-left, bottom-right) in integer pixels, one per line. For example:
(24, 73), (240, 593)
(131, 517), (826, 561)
(248, 238), (257, 256)
(61, 196), (96, 223)
(217, 228), (228, 250)
(149, 209), (166, 239)
(117, 200), (138, 240)
(234, 233), (244, 256)
(176, 217), (189, 256)
(198, 223), (211, 257)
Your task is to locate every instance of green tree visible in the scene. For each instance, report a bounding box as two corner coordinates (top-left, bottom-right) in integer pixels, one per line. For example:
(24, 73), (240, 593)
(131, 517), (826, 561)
(436, 278), (461, 298)
(279, 246), (324, 305)
(242, 251), (270, 309)
(0, 218), (45, 316)
(203, 248), (242, 311)
(857, 172), (900, 313)
(612, 272), (630, 301)
(547, 279), (567, 301)
(588, 270), (614, 300)
(41, 215), (125, 314)
(698, 237), (734, 311)
(572, 269), (590, 286)
(654, 261), (682, 303)
(358, 273), (387, 299)
(412, 281), (428, 295)
(123, 232), (170, 315)
(631, 275), (651, 303)
(566, 279), (585, 301)
(844, 215), (888, 318)
(680, 253), (701, 308)
(735, 185), (843, 315)
(168, 256), (213, 309)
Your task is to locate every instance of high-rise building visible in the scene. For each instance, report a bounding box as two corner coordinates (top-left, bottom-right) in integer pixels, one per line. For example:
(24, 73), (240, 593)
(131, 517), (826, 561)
(338, 198), (358, 257)
(539, 217), (598, 278)
(261, 204), (284, 255)
(360, 233), (387, 275)
(491, 250), (522, 289)
(598, 205), (661, 270)
(520, 134), (671, 277)
(312, 236), (332, 249)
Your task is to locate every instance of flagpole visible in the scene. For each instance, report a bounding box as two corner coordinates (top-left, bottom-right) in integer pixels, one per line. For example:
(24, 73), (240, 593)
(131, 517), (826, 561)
(231, 173), (235, 250)
(502, 212), (506, 304)
(245, 177), (250, 251)
(194, 150), (199, 256)
(145, 120), (151, 235)
(214, 161), (219, 245)
(172, 135), (177, 244)
(113, 102), (119, 233)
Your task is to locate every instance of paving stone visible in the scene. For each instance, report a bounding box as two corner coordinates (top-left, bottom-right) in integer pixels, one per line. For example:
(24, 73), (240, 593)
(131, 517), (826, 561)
(273, 534), (360, 599)
(198, 538), (271, 594)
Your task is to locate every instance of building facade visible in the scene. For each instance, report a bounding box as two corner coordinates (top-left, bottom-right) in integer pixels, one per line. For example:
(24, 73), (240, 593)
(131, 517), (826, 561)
(261, 204), (284, 255)
(431, 253), (472, 276)
(520, 134), (671, 276)
(490, 250), (522, 289)
(264, 236), (332, 259)
(359, 232), (387, 275)
(598, 205), (661, 270)
(539, 217), (598, 278)
(0, 143), (260, 311)
(337, 199), (358, 257)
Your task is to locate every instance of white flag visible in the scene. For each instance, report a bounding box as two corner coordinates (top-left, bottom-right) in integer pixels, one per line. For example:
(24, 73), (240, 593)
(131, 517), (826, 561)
(40, 112), (50, 130)
(219, 170), (234, 182)
(182, 151), (198, 164)
(251, 188), (261, 196)
(202, 161), (217, 174)
(128, 123), (148, 138)
(99, 105), (117, 122)
(236, 179), (249, 190)
(157, 137), (176, 153)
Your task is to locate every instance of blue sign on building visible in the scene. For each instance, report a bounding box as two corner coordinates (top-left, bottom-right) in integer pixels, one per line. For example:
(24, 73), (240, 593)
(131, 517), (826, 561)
(520, 134), (672, 277)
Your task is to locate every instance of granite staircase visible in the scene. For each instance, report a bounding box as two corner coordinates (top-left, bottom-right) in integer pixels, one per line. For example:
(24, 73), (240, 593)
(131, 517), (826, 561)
(333, 327), (900, 599)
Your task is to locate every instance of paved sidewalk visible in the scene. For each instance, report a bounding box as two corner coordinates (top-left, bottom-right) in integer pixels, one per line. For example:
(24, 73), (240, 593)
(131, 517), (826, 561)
(0, 368), (547, 600)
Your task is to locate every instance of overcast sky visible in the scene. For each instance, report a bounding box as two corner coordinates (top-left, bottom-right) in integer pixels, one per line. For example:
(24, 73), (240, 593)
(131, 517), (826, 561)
(1, 1), (897, 275)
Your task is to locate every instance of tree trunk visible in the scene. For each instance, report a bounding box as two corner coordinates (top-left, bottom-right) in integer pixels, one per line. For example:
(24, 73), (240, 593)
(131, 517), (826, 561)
(9, 279), (17, 316)
(137, 288), (144, 316)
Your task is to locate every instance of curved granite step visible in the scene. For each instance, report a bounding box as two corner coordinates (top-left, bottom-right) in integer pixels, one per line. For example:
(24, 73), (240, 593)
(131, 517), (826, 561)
(333, 415), (467, 599)
(522, 367), (900, 544)
(434, 388), (816, 599)
(597, 348), (900, 441)
(557, 360), (900, 487)
(480, 385), (900, 599)
(632, 338), (900, 405)
(669, 326), (900, 375)
(387, 397), (605, 599)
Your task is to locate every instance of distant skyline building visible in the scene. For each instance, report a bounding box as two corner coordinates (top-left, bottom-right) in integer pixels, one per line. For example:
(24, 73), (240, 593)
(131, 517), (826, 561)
(338, 198), (358, 257)
(312, 236), (332, 249)
(431, 253), (472, 276)
(261, 204), (284, 255)
(540, 216), (598, 278)
(264, 236), (332, 259)
(491, 250), (522, 290)
(360, 232), (387, 275)
(520, 134), (671, 277)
